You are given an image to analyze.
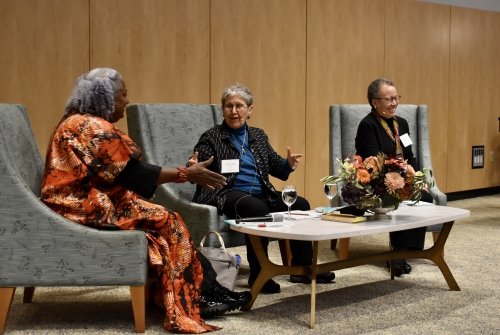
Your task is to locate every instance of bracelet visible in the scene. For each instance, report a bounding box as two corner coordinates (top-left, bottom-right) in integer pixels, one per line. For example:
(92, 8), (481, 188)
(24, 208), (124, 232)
(176, 166), (189, 183)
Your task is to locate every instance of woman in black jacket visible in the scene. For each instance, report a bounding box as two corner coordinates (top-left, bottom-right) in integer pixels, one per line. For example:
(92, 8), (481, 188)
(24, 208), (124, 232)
(356, 78), (433, 277)
(191, 83), (334, 293)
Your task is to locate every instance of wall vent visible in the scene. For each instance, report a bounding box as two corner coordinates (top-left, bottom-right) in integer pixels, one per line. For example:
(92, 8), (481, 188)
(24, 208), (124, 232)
(472, 146), (484, 169)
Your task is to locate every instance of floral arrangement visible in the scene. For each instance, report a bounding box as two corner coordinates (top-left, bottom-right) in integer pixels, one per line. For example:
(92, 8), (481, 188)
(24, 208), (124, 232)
(321, 153), (434, 210)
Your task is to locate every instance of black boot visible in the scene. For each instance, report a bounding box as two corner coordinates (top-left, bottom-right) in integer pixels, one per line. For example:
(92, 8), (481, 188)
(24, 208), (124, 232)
(200, 282), (252, 318)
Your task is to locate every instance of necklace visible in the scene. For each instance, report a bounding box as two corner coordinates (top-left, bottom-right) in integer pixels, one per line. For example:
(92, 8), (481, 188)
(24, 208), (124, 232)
(231, 129), (248, 156)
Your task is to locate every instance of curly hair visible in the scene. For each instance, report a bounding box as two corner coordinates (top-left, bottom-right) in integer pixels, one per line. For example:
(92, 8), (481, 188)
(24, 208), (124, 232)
(64, 68), (124, 121)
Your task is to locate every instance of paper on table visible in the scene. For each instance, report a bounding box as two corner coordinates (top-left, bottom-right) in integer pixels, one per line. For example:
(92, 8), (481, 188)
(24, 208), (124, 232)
(288, 211), (321, 220)
(401, 200), (435, 207)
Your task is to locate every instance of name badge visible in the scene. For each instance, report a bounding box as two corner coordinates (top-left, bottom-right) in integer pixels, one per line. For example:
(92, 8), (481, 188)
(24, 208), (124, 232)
(221, 159), (240, 173)
(400, 133), (413, 147)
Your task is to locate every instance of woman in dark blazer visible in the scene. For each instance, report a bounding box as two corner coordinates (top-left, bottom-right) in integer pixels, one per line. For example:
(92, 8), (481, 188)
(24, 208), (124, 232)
(191, 83), (335, 293)
(355, 78), (432, 277)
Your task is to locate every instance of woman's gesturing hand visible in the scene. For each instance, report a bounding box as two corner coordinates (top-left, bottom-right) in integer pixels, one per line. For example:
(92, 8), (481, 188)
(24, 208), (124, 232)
(287, 146), (303, 170)
(187, 156), (226, 189)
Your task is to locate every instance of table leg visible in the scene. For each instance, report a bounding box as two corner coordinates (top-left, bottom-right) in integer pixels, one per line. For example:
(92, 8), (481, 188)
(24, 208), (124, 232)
(241, 235), (308, 311)
(310, 241), (318, 329)
(426, 221), (460, 291)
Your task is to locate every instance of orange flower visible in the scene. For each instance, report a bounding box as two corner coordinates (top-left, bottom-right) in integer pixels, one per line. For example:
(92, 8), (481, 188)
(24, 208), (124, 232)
(357, 169), (371, 184)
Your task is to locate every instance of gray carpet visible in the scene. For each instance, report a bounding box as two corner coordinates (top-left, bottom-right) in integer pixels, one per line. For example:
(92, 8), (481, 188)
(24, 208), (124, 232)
(4, 195), (500, 334)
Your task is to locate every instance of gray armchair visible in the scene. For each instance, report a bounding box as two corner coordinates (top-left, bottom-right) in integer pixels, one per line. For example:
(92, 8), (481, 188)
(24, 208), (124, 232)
(126, 103), (245, 247)
(0, 104), (148, 334)
(329, 104), (446, 257)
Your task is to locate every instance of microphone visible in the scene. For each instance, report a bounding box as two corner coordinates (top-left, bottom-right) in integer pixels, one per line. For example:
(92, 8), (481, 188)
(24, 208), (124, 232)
(235, 213), (284, 224)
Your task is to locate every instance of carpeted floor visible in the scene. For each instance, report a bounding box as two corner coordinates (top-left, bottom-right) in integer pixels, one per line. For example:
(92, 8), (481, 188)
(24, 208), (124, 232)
(4, 195), (500, 334)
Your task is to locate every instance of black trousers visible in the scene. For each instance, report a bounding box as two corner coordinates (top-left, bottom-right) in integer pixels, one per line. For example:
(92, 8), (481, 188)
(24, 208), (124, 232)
(390, 190), (434, 250)
(222, 189), (313, 279)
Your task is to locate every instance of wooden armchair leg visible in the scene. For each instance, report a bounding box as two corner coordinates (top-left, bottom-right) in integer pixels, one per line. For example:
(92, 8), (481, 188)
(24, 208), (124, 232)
(278, 239), (291, 266)
(23, 287), (35, 303)
(0, 287), (16, 335)
(338, 238), (350, 260)
(130, 285), (146, 333)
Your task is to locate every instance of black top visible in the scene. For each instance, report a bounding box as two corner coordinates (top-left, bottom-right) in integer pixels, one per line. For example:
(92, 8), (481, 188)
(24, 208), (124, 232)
(115, 157), (161, 199)
(191, 122), (293, 212)
(355, 112), (418, 169)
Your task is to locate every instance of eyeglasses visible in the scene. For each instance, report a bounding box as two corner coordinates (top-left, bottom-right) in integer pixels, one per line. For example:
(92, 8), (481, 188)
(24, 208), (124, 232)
(223, 104), (249, 112)
(374, 95), (401, 103)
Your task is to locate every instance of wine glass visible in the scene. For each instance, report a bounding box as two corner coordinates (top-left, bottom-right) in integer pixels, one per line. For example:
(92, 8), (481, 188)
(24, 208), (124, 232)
(281, 185), (297, 220)
(323, 183), (338, 207)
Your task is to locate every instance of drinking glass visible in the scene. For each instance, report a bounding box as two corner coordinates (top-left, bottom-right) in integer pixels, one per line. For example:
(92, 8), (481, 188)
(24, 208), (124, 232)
(323, 183), (338, 206)
(281, 185), (298, 220)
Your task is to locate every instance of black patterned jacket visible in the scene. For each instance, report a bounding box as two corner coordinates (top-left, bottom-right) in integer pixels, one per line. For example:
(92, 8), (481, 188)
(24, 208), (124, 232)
(192, 122), (293, 213)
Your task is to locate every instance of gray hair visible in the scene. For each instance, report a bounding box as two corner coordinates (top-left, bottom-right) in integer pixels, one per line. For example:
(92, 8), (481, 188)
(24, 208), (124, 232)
(221, 83), (254, 106)
(65, 68), (124, 121)
(367, 78), (394, 108)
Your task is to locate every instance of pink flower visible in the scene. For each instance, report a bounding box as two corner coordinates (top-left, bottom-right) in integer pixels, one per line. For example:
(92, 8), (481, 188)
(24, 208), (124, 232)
(352, 155), (364, 169)
(406, 164), (416, 177)
(384, 172), (405, 193)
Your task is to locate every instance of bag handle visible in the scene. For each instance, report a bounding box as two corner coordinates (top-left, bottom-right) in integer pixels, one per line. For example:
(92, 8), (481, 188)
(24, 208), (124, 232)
(199, 231), (226, 250)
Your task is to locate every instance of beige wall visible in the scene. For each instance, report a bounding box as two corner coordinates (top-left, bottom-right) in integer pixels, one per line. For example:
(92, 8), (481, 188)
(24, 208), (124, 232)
(1, 0), (499, 207)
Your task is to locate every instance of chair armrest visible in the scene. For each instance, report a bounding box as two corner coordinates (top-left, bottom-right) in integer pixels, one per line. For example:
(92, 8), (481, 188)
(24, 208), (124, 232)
(0, 183), (148, 287)
(429, 186), (447, 206)
(153, 185), (221, 244)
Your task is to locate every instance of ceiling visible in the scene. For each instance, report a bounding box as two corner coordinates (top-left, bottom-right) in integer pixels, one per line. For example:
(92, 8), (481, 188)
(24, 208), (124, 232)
(416, 0), (500, 12)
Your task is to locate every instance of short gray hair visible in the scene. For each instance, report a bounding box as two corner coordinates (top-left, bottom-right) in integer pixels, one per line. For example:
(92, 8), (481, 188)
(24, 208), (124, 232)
(221, 83), (254, 106)
(65, 68), (124, 121)
(367, 78), (394, 108)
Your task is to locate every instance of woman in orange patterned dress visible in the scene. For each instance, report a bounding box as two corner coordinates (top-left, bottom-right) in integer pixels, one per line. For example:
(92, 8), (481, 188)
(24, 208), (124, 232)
(41, 68), (250, 333)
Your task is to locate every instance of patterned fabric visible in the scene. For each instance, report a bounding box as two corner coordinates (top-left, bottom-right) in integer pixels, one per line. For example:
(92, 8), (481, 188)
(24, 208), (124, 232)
(192, 122), (292, 212)
(41, 113), (218, 333)
(372, 111), (403, 158)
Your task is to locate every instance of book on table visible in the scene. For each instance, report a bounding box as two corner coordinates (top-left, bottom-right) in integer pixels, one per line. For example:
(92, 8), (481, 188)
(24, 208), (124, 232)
(320, 212), (367, 223)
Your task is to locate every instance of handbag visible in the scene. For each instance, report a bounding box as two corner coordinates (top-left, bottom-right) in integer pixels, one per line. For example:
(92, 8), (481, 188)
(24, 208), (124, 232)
(198, 231), (241, 290)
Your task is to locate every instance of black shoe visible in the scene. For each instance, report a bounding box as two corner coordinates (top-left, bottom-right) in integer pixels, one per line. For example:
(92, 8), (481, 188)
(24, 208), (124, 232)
(290, 272), (335, 284)
(402, 261), (412, 274)
(212, 281), (252, 308)
(199, 293), (232, 319)
(248, 277), (280, 294)
(200, 283), (252, 318)
(389, 260), (407, 277)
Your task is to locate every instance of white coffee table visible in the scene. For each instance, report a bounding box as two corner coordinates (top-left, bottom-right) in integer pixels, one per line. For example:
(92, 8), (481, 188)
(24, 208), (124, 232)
(228, 202), (470, 328)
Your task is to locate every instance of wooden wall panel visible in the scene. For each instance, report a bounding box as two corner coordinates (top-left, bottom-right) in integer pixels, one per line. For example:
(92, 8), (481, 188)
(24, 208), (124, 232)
(1, 0), (499, 199)
(448, 7), (500, 191)
(210, 0), (307, 194)
(0, 0), (89, 155)
(306, 0), (385, 208)
(385, 0), (450, 192)
(89, 0), (211, 131)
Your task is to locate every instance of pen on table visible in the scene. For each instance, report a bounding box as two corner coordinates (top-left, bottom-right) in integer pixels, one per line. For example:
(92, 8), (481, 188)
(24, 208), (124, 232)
(291, 211), (310, 216)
